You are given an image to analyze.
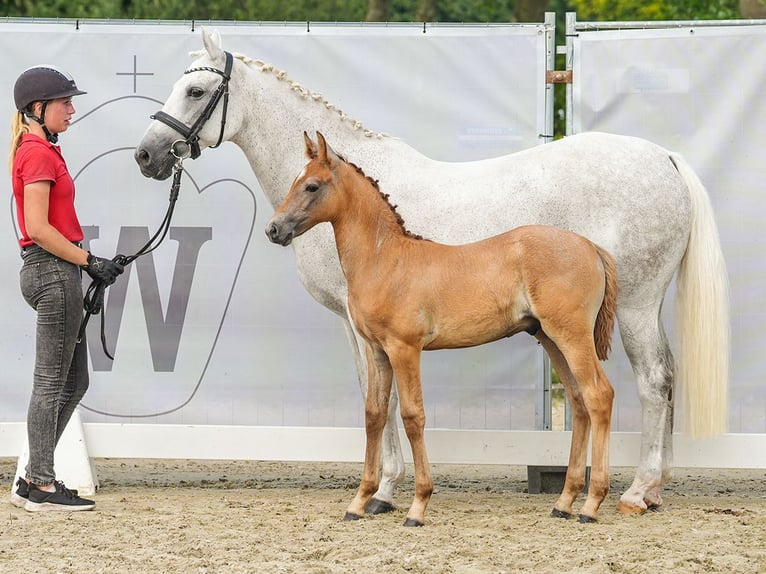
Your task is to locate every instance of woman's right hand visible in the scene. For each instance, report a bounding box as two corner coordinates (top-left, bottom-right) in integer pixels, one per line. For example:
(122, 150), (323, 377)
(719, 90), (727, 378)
(82, 253), (124, 285)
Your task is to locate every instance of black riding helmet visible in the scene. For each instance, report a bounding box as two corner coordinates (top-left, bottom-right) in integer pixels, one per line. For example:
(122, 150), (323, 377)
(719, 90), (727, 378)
(13, 65), (86, 143)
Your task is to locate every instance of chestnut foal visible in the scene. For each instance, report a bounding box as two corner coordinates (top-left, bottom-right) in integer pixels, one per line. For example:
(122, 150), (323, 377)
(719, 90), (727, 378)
(267, 132), (618, 525)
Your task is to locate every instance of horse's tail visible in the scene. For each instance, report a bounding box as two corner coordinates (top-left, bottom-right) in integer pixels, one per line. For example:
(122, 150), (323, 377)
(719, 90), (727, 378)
(593, 244), (618, 361)
(670, 152), (730, 438)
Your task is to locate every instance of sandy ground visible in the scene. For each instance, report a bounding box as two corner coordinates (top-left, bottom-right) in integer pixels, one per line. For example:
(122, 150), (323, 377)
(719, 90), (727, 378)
(0, 458), (764, 574)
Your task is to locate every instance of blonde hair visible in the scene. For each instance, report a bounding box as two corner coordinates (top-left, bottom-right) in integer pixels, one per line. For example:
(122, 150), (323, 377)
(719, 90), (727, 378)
(8, 111), (30, 174)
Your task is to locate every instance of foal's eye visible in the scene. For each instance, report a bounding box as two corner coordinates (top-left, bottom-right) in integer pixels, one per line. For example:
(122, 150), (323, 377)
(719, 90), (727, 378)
(188, 87), (205, 99)
(305, 183), (320, 193)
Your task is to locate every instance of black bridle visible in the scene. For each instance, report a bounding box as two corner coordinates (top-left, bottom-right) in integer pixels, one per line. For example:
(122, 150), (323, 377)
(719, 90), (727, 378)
(77, 52), (234, 359)
(150, 50), (233, 160)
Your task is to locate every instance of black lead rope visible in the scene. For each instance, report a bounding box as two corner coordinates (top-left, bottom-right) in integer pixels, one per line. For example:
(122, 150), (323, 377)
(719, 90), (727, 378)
(80, 53), (234, 359)
(77, 160), (185, 359)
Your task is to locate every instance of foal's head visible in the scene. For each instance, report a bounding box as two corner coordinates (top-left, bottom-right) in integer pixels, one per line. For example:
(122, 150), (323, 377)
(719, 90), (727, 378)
(265, 131), (346, 246)
(266, 131), (423, 247)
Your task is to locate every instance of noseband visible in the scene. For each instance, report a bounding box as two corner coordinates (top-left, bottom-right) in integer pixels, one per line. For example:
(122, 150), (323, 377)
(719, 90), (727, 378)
(151, 50), (233, 160)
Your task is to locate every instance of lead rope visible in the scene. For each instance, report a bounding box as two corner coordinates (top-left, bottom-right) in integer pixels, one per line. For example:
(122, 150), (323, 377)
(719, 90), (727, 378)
(77, 155), (186, 359)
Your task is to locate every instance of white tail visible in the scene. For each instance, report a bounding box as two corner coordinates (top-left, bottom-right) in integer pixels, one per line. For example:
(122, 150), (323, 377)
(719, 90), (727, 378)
(671, 152), (730, 437)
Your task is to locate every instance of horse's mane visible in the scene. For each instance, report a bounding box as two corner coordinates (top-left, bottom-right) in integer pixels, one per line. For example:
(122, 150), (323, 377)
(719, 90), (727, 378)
(342, 157), (426, 241)
(191, 50), (387, 140)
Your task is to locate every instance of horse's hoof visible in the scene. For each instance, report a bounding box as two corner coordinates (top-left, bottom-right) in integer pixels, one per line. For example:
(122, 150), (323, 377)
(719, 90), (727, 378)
(343, 512), (363, 521)
(365, 498), (396, 515)
(403, 517), (424, 527)
(578, 514), (597, 524)
(616, 500), (647, 515)
(550, 508), (571, 519)
(644, 498), (663, 511)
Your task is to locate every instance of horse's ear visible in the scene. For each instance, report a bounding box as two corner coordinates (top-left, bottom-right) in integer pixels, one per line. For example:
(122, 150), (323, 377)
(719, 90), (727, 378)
(316, 131), (339, 165)
(201, 27), (225, 62)
(303, 131), (317, 159)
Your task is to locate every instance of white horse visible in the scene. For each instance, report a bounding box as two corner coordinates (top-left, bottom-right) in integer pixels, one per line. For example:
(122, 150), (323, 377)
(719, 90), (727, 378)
(134, 28), (729, 515)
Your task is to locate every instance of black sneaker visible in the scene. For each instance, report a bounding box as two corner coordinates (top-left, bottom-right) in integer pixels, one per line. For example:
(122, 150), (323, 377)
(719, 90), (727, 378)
(9, 477), (29, 508)
(9, 477), (79, 509)
(24, 481), (95, 512)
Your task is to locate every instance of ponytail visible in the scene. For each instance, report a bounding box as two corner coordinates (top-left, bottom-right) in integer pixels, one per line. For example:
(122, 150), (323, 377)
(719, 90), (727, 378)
(8, 111), (30, 174)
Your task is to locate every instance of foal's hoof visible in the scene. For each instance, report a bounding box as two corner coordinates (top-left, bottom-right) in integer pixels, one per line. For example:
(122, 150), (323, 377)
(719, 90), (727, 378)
(578, 514), (597, 524)
(343, 512), (363, 522)
(550, 508), (571, 519)
(403, 517), (424, 527)
(365, 498), (396, 515)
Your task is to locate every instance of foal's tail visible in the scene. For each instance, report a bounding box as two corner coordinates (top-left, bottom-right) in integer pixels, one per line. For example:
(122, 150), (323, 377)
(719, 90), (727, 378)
(670, 152), (730, 438)
(593, 245), (618, 362)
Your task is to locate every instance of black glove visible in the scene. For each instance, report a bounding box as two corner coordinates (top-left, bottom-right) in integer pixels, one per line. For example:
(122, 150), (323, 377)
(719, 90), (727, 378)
(82, 253), (124, 286)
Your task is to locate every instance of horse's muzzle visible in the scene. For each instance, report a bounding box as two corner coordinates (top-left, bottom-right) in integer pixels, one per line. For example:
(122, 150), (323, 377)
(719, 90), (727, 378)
(134, 146), (176, 181)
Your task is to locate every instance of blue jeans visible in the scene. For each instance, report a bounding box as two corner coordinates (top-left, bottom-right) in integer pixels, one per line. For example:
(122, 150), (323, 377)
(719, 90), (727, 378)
(20, 245), (89, 485)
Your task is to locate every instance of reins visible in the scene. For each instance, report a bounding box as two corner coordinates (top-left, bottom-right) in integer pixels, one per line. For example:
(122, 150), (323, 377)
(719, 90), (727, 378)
(78, 51), (234, 359)
(77, 157), (184, 359)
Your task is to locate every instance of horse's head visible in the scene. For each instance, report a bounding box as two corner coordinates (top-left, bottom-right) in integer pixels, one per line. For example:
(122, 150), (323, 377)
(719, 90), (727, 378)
(266, 131), (341, 246)
(134, 28), (242, 180)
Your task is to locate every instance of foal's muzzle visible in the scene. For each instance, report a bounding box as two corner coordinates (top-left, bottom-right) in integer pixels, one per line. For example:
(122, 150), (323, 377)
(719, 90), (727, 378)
(265, 221), (294, 247)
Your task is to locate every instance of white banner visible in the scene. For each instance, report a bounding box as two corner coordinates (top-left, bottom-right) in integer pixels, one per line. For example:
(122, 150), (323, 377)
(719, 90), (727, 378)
(573, 23), (766, 433)
(0, 21), (548, 430)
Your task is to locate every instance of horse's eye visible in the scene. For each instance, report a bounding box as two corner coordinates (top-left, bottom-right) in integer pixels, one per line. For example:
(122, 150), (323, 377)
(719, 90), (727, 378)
(188, 87), (205, 99)
(305, 183), (320, 193)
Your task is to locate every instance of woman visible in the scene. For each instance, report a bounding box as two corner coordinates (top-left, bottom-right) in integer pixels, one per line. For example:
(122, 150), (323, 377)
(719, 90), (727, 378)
(8, 65), (124, 511)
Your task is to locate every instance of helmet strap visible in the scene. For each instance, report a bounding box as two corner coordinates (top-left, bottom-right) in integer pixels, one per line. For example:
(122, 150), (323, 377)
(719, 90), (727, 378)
(24, 101), (58, 144)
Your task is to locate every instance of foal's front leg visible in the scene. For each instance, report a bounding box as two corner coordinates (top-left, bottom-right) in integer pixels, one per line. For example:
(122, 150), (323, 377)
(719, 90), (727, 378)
(345, 345), (394, 521)
(389, 344), (432, 527)
(342, 318), (404, 514)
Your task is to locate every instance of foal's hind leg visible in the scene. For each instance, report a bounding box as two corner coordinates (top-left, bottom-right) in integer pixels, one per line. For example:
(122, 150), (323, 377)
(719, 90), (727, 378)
(537, 332), (614, 522)
(616, 305), (674, 513)
(535, 334), (591, 518)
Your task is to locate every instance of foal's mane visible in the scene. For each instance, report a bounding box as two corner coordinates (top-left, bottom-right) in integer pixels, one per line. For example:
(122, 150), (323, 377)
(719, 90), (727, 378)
(218, 51), (387, 140)
(341, 156), (425, 241)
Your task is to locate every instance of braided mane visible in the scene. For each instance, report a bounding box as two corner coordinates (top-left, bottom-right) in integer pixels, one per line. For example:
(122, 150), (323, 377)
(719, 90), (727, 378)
(228, 51), (387, 139)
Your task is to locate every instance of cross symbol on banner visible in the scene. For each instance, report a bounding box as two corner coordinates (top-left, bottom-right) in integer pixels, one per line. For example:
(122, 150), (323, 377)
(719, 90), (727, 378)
(116, 55), (154, 93)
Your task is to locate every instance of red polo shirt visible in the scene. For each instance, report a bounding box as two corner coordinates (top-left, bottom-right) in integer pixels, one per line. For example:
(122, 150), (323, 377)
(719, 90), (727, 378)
(12, 133), (84, 248)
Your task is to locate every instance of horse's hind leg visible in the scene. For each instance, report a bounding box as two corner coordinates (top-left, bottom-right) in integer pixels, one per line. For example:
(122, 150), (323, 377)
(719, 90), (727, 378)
(342, 319), (405, 514)
(616, 305), (674, 513)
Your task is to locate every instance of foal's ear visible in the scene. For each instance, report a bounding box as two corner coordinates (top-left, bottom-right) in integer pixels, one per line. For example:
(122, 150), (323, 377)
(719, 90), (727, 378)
(316, 131), (338, 165)
(303, 131), (318, 159)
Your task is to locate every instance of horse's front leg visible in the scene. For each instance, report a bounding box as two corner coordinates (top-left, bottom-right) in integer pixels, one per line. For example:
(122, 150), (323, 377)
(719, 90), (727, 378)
(389, 344), (432, 527)
(344, 344), (394, 521)
(342, 317), (405, 515)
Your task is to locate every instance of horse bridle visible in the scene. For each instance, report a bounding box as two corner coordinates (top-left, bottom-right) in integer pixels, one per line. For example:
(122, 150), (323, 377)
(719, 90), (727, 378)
(150, 50), (233, 160)
(78, 52), (234, 359)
